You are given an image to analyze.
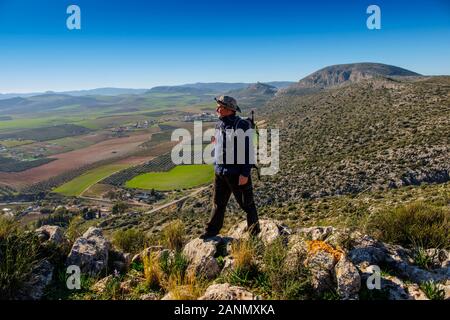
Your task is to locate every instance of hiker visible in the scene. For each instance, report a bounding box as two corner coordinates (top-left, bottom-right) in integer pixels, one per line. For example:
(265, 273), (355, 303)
(200, 95), (261, 239)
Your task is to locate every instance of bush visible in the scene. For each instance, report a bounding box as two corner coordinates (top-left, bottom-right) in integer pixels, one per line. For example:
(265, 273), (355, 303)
(420, 280), (445, 300)
(143, 252), (164, 291)
(112, 228), (146, 254)
(0, 216), (18, 239)
(231, 238), (258, 274)
(0, 229), (42, 299)
(161, 220), (186, 251)
(368, 202), (449, 248)
(112, 202), (128, 215)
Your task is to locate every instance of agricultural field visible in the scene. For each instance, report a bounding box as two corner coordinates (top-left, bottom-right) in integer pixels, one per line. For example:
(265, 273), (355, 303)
(0, 139), (34, 147)
(0, 124), (91, 141)
(53, 164), (130, 196)
(125, 164), (214, 191)
(0, 132), (151, 189)
(0, 156), (55, 173)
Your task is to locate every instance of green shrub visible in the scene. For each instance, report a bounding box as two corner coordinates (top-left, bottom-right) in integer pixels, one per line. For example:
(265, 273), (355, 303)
(112, 228), (146, 254)
(0, 230), (42, 299)
(112, 202), (128, 215)
(0, 216), (18, 239)
(420, 280), (445, 300)
(412, 246), (434, 270)
(161, 220), (186, 251)
(159, 250), (189, 279)
(368, 202), (449, 248)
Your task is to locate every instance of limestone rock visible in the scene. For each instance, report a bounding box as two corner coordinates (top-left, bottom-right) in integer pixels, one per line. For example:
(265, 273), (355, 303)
(183, 237), (221, 279)
(228, 219), (291, 245)
(92, 275), (113, 293)
(305, 250), (336, 293)
(198, 283), (255, 300)
(20, 260), (54, 300)
(334, 257), (361, 299)
(297, 226), (335, 241)
(140, 292), (159, 300)
(66, 227), (110, 276)
(35, 225), (66, 245)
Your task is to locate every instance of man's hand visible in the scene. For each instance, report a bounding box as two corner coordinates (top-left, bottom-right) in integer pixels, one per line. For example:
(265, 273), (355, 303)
(238, 175), (249, 186)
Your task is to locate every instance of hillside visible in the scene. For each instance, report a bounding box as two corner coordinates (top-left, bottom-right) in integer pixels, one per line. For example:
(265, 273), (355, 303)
(256, 76), (450, 204)
(225, 82), (278, 110)
(281, 63), (421, 95)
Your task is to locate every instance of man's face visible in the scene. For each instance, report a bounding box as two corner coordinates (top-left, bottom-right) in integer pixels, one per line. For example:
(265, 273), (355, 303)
(216, 103), (234, 118)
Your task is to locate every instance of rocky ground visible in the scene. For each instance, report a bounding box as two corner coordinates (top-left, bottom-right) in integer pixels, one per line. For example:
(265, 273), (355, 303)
(17, 219), (449, 301)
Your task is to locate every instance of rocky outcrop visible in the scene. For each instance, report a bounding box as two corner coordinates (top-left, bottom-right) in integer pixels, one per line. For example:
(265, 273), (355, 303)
(334, 257), (361, 299)
(183, 237), (222, 279)
(228, 219), (291, 245)
(199, 283), (256, 300)
(35, 225), (66, 245)
(66, 227), (110, 276)
(20, 260), (54, 300)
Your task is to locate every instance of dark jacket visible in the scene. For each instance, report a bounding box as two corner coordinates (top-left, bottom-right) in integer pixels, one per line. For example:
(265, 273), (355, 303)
(214, 114), (253, 177)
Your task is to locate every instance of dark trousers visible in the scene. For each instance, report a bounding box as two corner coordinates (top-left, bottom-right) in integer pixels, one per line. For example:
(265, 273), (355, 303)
(206, 173), (260, 235)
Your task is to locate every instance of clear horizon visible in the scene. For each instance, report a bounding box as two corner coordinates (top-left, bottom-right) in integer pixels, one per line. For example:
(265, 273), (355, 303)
(1, 0), (449, 93)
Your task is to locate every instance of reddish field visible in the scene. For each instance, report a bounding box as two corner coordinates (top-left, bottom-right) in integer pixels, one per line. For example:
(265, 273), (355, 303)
(0, 133), (151, 189)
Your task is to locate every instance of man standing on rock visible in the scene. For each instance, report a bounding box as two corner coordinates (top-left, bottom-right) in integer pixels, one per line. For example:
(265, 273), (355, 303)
(200, 96), (261, 239)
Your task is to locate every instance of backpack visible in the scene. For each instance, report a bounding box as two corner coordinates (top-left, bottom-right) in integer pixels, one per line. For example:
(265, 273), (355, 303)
(231, 111), (261, 179)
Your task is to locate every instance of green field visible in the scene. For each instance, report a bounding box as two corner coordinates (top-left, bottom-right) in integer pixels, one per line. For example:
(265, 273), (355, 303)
(53, 164), (130, 196)
(125, 164), (214, 191)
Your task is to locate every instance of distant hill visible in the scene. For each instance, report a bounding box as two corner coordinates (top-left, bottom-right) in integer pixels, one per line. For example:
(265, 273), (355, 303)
(0, 82), (296, 100)
(281, 63), (421, 95)
(147, 81), (294, 95)
(0, 88), (149, 100)
(225, 82), (278, 110)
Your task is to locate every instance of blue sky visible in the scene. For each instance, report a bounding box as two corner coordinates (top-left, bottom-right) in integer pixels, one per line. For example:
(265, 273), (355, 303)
(0, 0), (449, 93)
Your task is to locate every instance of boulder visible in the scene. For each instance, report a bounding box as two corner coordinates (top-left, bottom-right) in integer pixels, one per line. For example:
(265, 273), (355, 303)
(348, 235), (388, 268)
(334, 257), (361, 299)
(92, 275), (113, 293)
(66, 227), (110, 276)
(35, 225), (66, 245)
(305, 250), (336, 294)
(20, 260), (54, 300)
(297, 226), (335, 241)
(228, 219), (291, 245)
(285, 234), (308, 271)
(198, 283), (255, 300)
(161, 286), (197, 300)
(426, 249), (449, 269)
(183, 237), (221, 279)
(140, 292), (159, 300)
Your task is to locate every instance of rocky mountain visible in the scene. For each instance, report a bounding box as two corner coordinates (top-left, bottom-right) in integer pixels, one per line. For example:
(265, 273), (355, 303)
(281, 63), (421, 95)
